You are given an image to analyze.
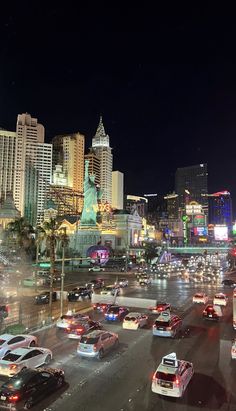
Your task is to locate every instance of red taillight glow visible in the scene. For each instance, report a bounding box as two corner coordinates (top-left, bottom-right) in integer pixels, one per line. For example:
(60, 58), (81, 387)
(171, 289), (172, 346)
(93, 344), (98, 352)
(76, 328), (83, 332)
(175, 377), (180, 386)
(10, 364), (18, 370)
(9, 394), (19, 402)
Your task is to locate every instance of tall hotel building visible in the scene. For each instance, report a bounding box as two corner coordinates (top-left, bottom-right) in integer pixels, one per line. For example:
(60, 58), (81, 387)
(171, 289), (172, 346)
(0, 129), (17, 202)
(51, 132), (85, 212)
(175, 164), (208, 211)
(91, 116), (113, 204)
(15, 113), (52, 225)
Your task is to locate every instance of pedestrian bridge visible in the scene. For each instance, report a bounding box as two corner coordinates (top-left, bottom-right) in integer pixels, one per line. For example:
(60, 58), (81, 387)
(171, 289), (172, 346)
(167, 246), (229, 255)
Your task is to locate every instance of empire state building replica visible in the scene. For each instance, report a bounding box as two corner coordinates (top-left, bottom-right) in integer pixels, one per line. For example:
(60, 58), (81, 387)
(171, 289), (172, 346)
(92, 116), (113, 205)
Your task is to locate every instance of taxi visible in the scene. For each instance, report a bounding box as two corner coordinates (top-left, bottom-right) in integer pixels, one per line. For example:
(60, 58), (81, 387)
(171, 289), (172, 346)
(192, 293), (208, 304)
(152, 352), (194, 398)
(152, 311), (182, 338)
(213, 293), (228, 306)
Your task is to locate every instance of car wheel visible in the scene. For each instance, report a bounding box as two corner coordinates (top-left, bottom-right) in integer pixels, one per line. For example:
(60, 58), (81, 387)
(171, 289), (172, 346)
(29, 340), (36, 347)
(24, 397), (34, 409)
(45, 354), (52, 365)
(57, 376), (64, 388)
(98, 349), (104, 360)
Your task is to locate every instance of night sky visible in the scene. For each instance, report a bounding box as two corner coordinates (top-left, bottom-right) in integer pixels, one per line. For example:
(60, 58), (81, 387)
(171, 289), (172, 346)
(1, 5), (236, 213)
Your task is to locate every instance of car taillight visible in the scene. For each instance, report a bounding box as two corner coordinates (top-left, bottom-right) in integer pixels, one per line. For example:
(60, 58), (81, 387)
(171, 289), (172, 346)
(93, 304), (97, 308)
(166, 327), (171, 331)
(93, 344), (98, 352)
(153, 324), (156, 328)
(134, 320), (138, 324)
(9, 394), (19, 402)
(76, 328), (83, 333)
(66, 327), (71, 331)
(9, 364), (18, 370)
(175, 377), (180, 386)
(232, 348), (236, 353)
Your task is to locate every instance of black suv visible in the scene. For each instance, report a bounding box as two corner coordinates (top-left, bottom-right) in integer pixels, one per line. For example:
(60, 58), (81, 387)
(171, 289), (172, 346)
(35, 291), (57, 304)
(68, 287), (92, 302)
(0, 367), (65, 409)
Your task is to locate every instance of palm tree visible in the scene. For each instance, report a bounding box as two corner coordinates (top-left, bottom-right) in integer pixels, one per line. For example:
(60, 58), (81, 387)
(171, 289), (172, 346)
(39, 219), (69, 319)
(6, 217), (35, 257)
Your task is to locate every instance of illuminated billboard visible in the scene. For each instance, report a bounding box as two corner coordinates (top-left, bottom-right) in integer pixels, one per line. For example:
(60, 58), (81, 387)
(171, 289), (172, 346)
(214, 225), (228, 241)
(193, 227), (208, 236)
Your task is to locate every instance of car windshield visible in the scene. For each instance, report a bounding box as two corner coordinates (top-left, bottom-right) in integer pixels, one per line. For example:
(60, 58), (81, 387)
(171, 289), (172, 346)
(195, 294), (204, 298)
(61, 315), (72, 320)
(3, 353), (21, 361)
(2, 376), (26, 390)
(215, 295), (225, 299)
(0, 339), (6, 346)
(107, 306), (119, 313)
(155, 371), (176, 381)
(125, 316), (136, 321)
(104, 287), (112, 291)
(155, 320), (170, 327)
(80, 336), (99, 344)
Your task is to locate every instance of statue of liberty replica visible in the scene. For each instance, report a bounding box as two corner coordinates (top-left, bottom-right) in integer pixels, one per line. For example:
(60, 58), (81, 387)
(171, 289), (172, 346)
(75, 160), (102, 257)
(80, 160), (102, 226)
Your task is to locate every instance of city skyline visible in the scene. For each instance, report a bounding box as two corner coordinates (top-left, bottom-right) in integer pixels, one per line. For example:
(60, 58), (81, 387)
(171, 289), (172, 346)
(1, 6), (236, 209)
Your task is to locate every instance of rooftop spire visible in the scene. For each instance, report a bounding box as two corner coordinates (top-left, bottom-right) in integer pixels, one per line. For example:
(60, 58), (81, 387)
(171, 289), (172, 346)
(95, 115), (106, 138)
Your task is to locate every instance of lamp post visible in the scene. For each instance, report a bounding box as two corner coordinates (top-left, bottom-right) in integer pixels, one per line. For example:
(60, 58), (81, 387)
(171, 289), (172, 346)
(60, 228), (66, 317)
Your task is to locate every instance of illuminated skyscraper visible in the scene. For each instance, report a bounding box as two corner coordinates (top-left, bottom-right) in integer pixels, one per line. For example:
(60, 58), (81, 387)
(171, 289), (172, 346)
(175, 164), (208, 210)
(0, 129), (17, 202)
(15, 113), (52, 225)
(112, 171), (124, 210)
(208, 191), (232, 227)
(92, 116), (113, 204)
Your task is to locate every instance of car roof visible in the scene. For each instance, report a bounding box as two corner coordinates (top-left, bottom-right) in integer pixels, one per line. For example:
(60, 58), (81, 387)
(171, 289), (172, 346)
(126, 312), (141, 317)
(85, 330), (106, 337)
(6, 347), (32, 356)
(0, 334), (15, 341)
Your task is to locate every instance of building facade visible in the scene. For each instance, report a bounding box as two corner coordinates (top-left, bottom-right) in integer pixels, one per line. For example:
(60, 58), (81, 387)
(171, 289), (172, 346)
(14, 113), (52, 226)
(0, 129), (17, 202)
(125, 195), (148, 218)
(164, 192), (179, 219)
(91, 117), (113, 204)
(112, 171), (124, 210)
(175, 164), (208, 210)
(208, 191), (232, 227)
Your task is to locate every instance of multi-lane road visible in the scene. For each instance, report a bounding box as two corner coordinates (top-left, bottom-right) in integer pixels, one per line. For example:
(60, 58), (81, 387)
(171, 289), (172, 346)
(1, 271), (236, 410)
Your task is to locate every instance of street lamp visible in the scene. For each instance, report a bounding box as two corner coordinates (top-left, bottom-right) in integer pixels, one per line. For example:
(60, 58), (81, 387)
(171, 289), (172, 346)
(60, 228), (67, 317)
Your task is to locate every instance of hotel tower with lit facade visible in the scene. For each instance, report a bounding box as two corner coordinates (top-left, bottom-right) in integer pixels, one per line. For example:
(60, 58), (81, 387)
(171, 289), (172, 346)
(91, 116), (113, 205)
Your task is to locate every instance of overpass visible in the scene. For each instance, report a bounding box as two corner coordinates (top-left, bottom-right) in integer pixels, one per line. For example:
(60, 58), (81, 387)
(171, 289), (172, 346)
(167, 246), (230, 255)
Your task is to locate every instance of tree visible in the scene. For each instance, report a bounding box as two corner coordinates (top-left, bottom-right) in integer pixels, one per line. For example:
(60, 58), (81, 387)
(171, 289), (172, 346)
(143, 241), (159, 264)
(6, 217), (35, 258)
(38, 219), (69, 318)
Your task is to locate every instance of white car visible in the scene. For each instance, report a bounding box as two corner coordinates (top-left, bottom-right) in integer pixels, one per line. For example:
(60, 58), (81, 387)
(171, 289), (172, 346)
(0, 334), (37, 359)
(231, 339), (236, 359)
(152, 352), (194, 398)
(89, 267), (105, 272)
(213, 293), (228, 306)
(118, 278), (129, 287)
(56, 312), (90, 329)
(0, 346), (52, 377)
(192, 293), (208, 304)
(100, 285), (120, 296)
(123, 312), (148, 330)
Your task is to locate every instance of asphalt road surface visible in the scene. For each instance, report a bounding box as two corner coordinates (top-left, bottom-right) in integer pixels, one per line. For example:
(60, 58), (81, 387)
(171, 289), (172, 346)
(1, 274), (236, 411)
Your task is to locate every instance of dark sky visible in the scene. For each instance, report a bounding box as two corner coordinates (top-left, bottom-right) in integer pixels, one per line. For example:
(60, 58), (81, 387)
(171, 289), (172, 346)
(1, 4), (236, 212)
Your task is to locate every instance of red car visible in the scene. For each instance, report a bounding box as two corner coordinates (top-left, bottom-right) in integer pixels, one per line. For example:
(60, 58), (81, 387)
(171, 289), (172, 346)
(148, 302), (171, 314)
(65, 319), (102, 339)
(93, 302), (114, 313)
